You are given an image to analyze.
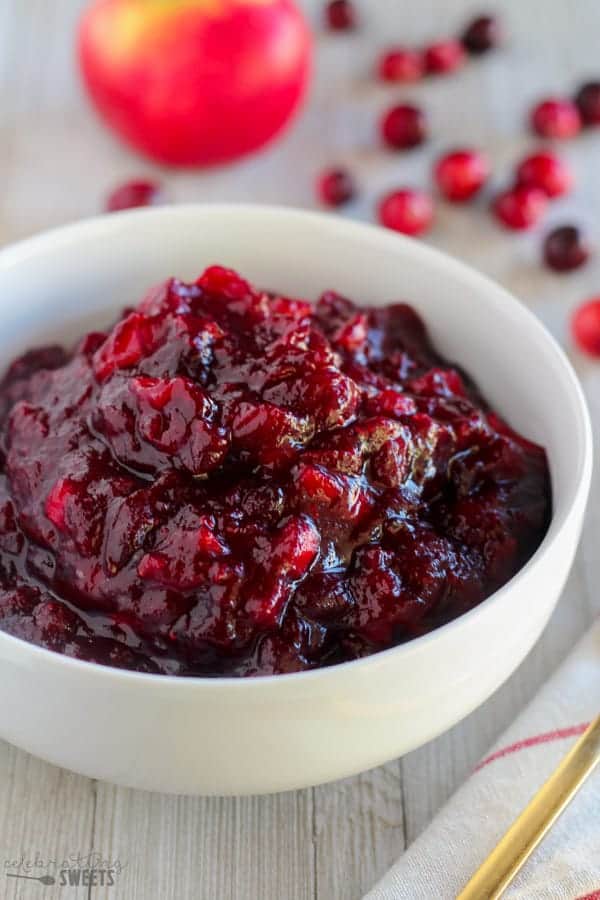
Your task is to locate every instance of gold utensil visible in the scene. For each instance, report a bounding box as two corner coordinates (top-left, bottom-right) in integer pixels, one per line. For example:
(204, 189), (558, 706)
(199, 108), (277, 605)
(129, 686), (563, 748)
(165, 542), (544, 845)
(457, 714), (600, 900)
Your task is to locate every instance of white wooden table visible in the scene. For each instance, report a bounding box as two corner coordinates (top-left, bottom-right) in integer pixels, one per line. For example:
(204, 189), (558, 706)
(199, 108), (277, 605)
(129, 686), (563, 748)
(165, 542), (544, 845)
(1, 1), (599, 897)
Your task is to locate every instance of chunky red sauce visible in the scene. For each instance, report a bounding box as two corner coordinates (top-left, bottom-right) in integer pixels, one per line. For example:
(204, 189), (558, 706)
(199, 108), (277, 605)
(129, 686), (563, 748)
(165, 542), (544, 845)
(0, 267), (550, 675)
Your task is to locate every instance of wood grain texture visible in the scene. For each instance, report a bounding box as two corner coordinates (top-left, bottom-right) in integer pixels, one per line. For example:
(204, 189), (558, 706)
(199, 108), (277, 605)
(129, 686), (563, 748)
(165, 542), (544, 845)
(0, 747), (95, 900)
(1, 0), (599, 898)
(314, 762), (405, 900)
(91, 788), (314, 900)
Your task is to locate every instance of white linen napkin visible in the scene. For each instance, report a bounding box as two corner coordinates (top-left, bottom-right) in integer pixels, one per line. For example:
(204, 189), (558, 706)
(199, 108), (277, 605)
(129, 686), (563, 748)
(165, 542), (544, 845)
(365, 620), (600, 900)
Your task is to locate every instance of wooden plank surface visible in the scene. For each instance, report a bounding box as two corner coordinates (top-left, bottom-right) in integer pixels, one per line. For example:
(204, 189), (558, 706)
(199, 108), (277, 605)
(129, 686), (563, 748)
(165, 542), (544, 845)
(1, 1), (599, 898)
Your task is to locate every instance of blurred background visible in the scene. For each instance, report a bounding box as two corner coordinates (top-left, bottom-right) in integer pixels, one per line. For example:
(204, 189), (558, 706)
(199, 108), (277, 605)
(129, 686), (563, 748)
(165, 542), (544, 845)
(2, 1), (600, 351)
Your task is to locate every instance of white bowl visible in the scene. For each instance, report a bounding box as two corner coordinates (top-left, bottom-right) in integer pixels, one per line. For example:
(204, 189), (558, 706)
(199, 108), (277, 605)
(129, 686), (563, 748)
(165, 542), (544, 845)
(0, 205), (591, 795)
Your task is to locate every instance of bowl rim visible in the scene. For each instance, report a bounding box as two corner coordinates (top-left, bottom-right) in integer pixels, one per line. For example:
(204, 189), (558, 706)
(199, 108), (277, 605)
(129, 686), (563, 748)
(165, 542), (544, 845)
(0, 203), (593, 689)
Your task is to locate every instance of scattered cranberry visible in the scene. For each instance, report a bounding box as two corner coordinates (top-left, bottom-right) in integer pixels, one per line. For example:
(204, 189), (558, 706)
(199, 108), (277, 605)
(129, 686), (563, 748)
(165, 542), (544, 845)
(574, 81), (600, 125)
(516, 151), (573, 199)
(434, 149), (490, 202)
(461, 15), (502, 55)
(378, 47), (424, 83)
(378, 188), (434, 236)
(572, 298), (600, 356)
(492, 185), (548, 230)
(530, 99), (582, 139)
(424, 39), (466, 75)
(106, 179), (162, 213)
(543, 226), (590, 272)
(325, 0), (356, 31)
(317, 168), (356, 207)
(381, 104), (427, 150)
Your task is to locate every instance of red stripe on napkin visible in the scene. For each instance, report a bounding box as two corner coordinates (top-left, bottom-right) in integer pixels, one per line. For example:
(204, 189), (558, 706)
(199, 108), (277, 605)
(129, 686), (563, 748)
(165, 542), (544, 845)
(575, 891), (600, 900)
(475, 722), (590, 771)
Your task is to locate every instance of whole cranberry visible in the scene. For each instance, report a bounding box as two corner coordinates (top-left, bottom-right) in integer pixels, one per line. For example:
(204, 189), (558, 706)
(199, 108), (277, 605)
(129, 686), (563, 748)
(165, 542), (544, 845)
(381, 104), (427, 150)
(424, 39), (466, 75)
(516, 151), (573, 198)
(461, 15), (502, 55)
(572, 297), (600, 355)
(378, 47), (424, 83)
(105, 179), (162, 213)
(543, 226), (590, 272)
(434, 149), (490, 202)
(574, 81), (600, 125)
(378, 189), (434, 236)
(492, 184), (548, 230)
(530, 99), (582, 139)
(317, 168), (356, 207)
(325, 0), (356, 31)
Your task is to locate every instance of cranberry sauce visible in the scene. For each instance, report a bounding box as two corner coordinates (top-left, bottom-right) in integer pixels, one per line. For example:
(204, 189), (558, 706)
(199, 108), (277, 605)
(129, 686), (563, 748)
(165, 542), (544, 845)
(0, 267), (551, 676)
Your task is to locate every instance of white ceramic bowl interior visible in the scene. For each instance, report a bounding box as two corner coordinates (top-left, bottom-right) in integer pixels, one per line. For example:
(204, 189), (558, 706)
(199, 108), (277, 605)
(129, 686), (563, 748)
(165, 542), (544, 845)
(0, 206), (591, 795)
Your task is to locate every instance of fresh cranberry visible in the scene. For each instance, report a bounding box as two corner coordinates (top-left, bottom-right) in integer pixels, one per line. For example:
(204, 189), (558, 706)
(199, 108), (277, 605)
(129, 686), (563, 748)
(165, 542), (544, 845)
(378, 47), (424, 83)
(0, 265), (550, 676)
(381, 104), (427, 150)
(574, 81), (600, 125)
(434, 149), (490, 202)
(378, 188), (434, 236)
(492, 185), (548, 230)
(317, 168), (356, 207)
(424, 39), (466, 75)
(105, 179), (162, 213)
(572, 298), (600, 355)
(325, 0), (356, 31)
(543, 226), (590, 272)
(516, 151), (573, 198)
(530, 99), (582, 139)
(461, 15), (502, 55)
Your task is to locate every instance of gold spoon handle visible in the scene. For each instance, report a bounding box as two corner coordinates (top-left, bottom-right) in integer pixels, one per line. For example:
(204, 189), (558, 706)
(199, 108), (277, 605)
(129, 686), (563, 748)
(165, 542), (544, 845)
(457, 715), (600, 900)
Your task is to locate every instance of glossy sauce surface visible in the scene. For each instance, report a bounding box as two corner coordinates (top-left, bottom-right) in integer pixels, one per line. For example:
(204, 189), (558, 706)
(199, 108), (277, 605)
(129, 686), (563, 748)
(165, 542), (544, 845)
(0, 267), (551, 676)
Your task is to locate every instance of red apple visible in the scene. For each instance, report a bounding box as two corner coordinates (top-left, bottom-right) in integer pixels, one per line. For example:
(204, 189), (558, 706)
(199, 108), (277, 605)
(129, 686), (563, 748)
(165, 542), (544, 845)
(78, 0), (312, 167)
